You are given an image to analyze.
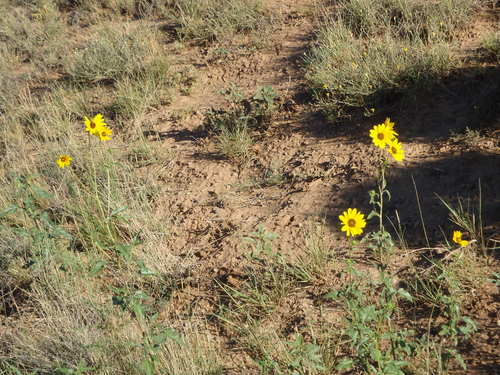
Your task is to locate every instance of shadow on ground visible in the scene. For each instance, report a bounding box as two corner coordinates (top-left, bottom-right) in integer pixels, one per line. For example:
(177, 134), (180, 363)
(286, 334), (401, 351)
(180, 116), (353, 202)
(328, 150), (500, 248)
(302, 65), (500, 143)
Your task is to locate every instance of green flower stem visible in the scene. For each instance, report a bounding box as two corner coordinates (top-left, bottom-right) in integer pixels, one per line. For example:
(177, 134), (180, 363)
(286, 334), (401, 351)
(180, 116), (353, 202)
(88, 135), (114, 243)
(378, 154), (387, 233)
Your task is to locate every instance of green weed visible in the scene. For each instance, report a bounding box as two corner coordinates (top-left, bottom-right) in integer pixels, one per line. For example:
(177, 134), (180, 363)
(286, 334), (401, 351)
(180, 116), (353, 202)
(205, 85), (278, 162)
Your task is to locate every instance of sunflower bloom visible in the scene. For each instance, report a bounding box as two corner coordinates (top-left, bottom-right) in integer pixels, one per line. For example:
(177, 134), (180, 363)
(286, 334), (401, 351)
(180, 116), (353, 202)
(84, 114), (106, 136)
(387, 138), (405, 162)
(56, 154), (72, 168)
(383, 117), (395, 131)
(97, 126), (112, 141)
(452, 231), (469, 247)
(339, 208), (367, 237)
(369, 122), (398, 149)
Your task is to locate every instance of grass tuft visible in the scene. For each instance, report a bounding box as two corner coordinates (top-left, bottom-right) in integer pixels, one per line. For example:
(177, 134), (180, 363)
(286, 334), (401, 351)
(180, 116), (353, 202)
(164, 0), (274, 43)
(306, 0), (476, 117)
(65, 24), (168, 84)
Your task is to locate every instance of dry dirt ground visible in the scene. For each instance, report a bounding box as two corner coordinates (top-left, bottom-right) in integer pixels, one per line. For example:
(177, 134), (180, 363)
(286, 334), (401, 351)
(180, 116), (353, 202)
(121, 1), (500, 373)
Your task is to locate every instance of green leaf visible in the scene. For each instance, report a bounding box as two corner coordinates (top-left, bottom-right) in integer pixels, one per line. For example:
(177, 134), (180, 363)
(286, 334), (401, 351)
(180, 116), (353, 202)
(89, 260), (107, 276)
(114, 243), (133, 260)
(31, 185), (52, 199)
(384, 189), (392, 201)
(370, 348), (382, 363)
(139, 359), (155, 375)
(107, 206), (128, 220)
(52, 226), (72, 239)
(137, 260), (156, 276)
(324, 291), (339, 300)
(0, 204), (18, 218)
(397, 288), (414, 302)
(130, 301), (146, 318)
(161, 328), (183, 345)
(335, 358), (353, 371)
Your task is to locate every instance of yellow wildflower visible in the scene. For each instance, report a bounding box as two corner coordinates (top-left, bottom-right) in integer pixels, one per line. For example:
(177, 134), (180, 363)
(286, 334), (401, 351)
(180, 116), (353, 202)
(84, 114), (106, 136)
(56, 154), (72, 168)
(339, 208), (367, 237)
(369, 122), (398, 149)
(383, 117), (395, 131)
(387, 138), (405, 162)
(452, 231), (469, 247)
(98, 126), (112, 141)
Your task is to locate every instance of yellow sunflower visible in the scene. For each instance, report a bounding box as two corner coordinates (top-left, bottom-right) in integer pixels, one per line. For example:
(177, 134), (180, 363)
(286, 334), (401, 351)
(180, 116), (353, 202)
(452, 231), (469, 247)
(97, 126), (112, 141)
(387, 138), (405, 162)
(339, 208), (367, 237)
(369, 122), (398, 149)
(84, 114), (106, 136)
(383, 117), (395, 131)
(56, 154), (72, 168)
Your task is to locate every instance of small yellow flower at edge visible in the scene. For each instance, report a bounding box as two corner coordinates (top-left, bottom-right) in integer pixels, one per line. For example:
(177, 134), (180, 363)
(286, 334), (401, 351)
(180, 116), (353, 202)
(339, 208), (367, 237)
(452, 231), (469, 247)
(387, 138), (405, 162)
(369, 122), (398, 149)
(56, 154), (72, 168)
(84, 113), (107, 136)
(98, 126), (112, 141)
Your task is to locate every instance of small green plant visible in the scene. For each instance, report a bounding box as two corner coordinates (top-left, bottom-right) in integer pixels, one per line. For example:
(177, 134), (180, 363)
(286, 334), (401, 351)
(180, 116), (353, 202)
(287, 334), (326, 373)
(0, 174), (72, 260)
(205, 85), (278, 162)
(438, 190), (485, 255)
(479, 31), (500, 61)
(111, 282), (183, 374)
(244, 225), (279, 259)
(216, 123), (254, 163)
(328, 264), (415, 374)
(111, 74), (170, 125)
(449, 127), (484, 147)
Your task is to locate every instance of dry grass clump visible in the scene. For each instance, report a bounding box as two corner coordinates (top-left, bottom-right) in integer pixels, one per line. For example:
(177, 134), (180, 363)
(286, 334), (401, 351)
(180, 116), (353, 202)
(0, 267), (223, 374)
(479, 31), (500, 62)
(0, 1), (68, 72)
(306, 0), (477, 116)
(163, 0), (275, 43)
(65, 24), (168, 84)
(338, 0), (475, 41)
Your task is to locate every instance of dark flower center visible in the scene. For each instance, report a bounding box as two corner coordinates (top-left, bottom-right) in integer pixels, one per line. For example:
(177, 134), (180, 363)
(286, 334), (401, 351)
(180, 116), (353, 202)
(348, 219), (356, 227)
(377, 133), (384, 140)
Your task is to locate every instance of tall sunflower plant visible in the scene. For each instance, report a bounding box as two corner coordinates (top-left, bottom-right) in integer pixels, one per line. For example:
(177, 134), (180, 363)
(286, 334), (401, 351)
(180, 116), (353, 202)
(339, 118), (405, 266)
